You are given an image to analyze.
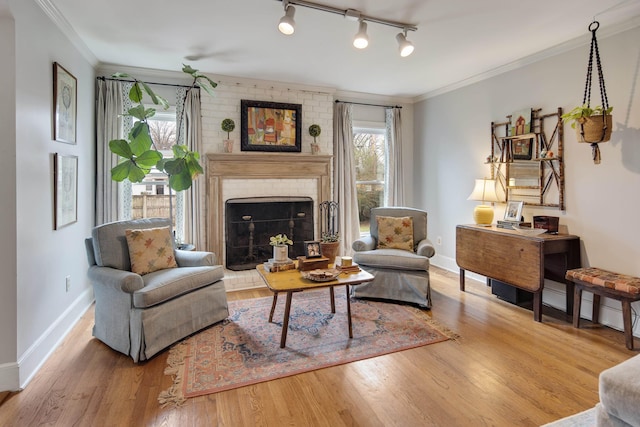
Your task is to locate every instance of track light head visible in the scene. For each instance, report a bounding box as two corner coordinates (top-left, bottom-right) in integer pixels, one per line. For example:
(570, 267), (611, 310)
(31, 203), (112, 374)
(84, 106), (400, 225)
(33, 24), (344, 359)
(396, 31), (414, 57)
(278, 4), (296, 35)
(353, 20), (369, 49)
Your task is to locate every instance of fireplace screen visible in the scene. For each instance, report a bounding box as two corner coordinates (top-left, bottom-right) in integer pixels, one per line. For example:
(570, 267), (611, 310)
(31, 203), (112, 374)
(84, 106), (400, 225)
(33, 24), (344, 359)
(225, 197), (314, 270)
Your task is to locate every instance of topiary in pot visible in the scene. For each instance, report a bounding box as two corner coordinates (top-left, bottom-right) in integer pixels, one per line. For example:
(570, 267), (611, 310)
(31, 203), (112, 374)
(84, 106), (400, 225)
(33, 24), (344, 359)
(221, 118), (236, 152)
(309, 124), (321, 154)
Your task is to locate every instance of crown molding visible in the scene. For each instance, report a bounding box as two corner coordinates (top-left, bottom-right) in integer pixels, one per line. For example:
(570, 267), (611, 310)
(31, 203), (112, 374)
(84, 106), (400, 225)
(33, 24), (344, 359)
(414, 15), (640, 102)
(35, 0), (98, 66)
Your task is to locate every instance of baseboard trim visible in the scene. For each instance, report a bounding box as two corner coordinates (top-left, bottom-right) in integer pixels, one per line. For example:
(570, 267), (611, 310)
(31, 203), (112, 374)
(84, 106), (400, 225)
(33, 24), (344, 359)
(0, 362), (20, 391)
(431, 255), (640, 338)
(15, 288), (94, 390)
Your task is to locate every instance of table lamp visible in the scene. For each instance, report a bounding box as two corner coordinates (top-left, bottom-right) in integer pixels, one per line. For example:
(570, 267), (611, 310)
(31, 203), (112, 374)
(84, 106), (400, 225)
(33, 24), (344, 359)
(467, 178), (499, 225)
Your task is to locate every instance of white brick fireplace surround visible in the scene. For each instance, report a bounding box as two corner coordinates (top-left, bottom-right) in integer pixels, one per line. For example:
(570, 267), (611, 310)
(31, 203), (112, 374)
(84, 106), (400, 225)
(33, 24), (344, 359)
(206, 153), (332, 268)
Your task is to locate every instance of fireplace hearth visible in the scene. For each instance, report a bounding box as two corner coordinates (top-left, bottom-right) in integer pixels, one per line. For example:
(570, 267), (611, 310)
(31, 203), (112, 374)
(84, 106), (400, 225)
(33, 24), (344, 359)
(225, 197), (314, 270)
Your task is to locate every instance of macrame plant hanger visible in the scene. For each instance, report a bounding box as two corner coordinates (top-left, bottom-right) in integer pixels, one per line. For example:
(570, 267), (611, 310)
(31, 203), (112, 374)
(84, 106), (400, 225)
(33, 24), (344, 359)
(580, 21), (610, 164)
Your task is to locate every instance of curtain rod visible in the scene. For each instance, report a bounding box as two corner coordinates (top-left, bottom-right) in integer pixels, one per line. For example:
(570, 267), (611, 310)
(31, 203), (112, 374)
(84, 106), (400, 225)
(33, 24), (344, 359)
(335, 100), (402, 109)
(97, 76), (199, 90)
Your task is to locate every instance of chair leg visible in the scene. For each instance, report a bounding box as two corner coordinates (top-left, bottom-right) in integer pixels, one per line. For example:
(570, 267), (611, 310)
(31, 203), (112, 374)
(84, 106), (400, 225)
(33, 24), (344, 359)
(573, 286), (582, 328)
(622, 300), (634, 350)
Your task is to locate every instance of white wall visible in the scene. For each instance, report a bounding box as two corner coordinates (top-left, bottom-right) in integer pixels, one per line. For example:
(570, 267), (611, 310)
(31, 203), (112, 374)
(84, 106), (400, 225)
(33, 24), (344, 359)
(414, 24), (640, 333)
(1, 0), (96, 390)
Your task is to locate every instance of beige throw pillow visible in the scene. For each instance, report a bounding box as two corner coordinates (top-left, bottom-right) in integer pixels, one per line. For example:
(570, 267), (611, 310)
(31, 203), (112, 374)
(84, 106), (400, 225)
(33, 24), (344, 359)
(125, 226), (177, 275)
(376, 216), (414, 252)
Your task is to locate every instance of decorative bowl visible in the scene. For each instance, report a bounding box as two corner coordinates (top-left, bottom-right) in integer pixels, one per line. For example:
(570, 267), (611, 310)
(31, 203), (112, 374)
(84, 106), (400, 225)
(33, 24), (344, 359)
(301, 268), (340, 282)
(512, 225), (547, 236)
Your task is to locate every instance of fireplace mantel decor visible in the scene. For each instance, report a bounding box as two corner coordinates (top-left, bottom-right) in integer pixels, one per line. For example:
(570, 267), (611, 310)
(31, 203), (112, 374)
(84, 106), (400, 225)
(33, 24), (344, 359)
(240, 100), (302, 152)
(207, 153), (332, 262)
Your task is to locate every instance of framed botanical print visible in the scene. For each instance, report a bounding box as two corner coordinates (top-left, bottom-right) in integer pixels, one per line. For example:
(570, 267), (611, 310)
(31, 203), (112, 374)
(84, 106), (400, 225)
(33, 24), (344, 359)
(54, 153), (78, 229)
(53, 62), (77, 144)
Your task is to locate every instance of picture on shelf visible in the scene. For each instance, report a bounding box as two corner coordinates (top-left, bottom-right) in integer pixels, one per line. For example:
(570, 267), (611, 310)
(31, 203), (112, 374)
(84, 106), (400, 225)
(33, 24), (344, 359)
(509, 108), (532, 136)
(512, 137), (533, 160)
(504, 201), (524, 222)
(304, 241), (322, 258)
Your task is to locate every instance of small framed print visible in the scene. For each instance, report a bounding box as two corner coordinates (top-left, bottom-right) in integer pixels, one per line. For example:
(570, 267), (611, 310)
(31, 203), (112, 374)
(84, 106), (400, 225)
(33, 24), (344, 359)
(304, 241), (322, 258)
(54, 153), (78, 229)
(512, 137), (533, 160)
(504, 201), (524, 222)
(53, 62), (77, 144)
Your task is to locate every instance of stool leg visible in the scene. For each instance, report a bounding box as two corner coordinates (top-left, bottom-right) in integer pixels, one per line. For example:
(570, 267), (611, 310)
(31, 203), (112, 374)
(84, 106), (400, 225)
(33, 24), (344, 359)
(622, 300), (634, 350)
(573, 286), (582, 328)
(592, 294), (601, 324)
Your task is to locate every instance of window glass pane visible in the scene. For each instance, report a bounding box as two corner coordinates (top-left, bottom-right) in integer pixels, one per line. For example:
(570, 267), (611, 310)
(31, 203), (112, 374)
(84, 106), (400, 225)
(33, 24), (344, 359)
(354, 127), (386, 233)
(130, 108), (180, 236)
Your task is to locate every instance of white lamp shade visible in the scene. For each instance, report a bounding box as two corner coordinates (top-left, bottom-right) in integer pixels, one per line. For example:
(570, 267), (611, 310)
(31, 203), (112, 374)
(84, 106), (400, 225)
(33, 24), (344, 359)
(396, 33), (414, 57)
(467, 178), (499, 203)
(353, 21), (369, 49)
(278, 6), (296, 35)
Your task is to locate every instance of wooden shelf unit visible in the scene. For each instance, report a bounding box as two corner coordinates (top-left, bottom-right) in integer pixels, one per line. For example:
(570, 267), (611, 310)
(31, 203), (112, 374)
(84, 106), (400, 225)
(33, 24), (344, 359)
(490, 108), (565, 210)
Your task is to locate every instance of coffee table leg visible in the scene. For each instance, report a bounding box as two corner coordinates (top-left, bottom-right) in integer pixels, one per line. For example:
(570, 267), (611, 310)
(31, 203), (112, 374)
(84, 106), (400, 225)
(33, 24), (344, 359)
(346, 285), (353, 338)
(269, 292), (278, 323)
(280, 291), (293, 348)
(330, 287), (335, 313)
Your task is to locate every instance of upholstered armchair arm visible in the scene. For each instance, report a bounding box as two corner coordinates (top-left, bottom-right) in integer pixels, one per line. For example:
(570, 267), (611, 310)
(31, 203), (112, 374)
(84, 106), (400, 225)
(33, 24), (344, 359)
(175, 250), (216, 267)
(87, 265), (144, 294)
(416, 239), (436, 258)
(352, 235), (376, 252)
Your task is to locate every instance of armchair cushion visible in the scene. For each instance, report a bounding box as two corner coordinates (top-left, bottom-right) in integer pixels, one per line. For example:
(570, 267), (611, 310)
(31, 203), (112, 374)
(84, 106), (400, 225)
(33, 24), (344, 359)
(354, 248), (430, 271)
(376, 216), (414, 251)
(134, 265), (224, 308)
(125, 226), (177, 275)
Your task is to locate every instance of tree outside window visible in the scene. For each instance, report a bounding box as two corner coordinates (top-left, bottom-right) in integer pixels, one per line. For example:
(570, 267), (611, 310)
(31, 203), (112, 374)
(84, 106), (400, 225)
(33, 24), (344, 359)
(354, 128), (386, 233)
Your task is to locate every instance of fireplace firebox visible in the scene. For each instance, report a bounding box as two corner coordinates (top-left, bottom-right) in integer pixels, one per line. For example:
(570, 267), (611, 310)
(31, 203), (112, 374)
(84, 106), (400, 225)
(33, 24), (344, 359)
(225, 197), (314, 270)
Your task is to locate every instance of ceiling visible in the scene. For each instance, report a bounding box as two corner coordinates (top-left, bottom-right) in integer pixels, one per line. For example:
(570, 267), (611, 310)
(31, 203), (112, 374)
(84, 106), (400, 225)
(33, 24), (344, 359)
(48, 0), (640, 99)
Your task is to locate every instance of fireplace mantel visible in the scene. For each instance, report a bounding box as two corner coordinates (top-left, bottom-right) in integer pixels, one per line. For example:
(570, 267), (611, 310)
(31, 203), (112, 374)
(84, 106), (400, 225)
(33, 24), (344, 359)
(206, 153), (332, 258)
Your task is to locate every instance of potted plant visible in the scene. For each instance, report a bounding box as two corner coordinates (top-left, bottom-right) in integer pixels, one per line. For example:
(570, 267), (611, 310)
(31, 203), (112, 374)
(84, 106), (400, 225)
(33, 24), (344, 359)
(221, 118), (235, 153)
(561, 104), (613, 143)
(309, 124), (321, 154)
(319, 200), (339, 263)
(108, 64), (217, 236)
(269, 234), (293, 262)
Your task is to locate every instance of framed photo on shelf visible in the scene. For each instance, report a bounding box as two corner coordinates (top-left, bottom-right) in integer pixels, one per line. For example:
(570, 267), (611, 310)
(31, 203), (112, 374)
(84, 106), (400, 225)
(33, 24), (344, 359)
(54, 153), (78, 229)
(240, 99), (301, 152)
(304, 241), (322, 258)
(504, 201), (524, 222)
(509, 108), (532, 136)
(512, 137), (533, 160)
(53, 62), (77, 144)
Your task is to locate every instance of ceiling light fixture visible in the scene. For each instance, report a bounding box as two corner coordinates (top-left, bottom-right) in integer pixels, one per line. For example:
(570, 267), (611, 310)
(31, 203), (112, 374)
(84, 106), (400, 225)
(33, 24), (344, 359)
(278, 1), (296, 35)
(396, 30), (415, 57)
(275, 0), (417, 56)
(353, 20), (369, 49)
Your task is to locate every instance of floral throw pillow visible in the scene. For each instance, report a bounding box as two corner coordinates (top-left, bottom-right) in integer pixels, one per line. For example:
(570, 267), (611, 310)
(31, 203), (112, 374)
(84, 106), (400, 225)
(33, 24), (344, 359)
(125, 226), (177, 275)
(376, 216), (414, 251)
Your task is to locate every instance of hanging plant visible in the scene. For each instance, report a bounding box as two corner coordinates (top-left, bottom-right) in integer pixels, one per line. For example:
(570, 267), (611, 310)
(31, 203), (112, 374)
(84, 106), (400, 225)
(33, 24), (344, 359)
(564, 21), (613, 164)
(221, 118), (235, 139)
(308, 124), (321, 143)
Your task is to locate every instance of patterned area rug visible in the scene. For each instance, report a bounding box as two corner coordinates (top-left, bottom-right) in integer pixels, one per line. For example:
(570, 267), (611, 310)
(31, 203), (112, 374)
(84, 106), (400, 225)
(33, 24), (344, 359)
(159, 290), (455, 407)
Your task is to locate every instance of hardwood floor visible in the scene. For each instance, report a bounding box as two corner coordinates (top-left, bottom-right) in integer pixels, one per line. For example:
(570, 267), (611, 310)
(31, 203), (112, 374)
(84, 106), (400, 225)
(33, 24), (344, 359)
(0, 267), (635, 426)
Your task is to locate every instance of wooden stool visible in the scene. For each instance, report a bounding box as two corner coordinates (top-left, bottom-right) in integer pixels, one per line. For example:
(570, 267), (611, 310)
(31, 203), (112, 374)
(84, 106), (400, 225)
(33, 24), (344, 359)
(566, 267), (640, 350)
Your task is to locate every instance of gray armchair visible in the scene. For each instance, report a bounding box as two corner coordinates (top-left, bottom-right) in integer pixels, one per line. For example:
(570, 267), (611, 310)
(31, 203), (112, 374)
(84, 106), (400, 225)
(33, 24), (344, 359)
(85, 218), (229, 362)
(351, 207), (435, 308)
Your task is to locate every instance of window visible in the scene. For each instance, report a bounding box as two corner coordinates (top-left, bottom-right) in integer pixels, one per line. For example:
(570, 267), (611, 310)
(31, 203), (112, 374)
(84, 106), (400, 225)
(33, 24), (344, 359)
(353, 126), (386, 233)
(126, 107), (185, 240)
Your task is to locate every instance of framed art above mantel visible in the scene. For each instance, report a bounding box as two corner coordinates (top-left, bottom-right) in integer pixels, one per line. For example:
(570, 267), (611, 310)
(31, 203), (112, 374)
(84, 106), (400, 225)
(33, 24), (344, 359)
(240, 100), (301, 152)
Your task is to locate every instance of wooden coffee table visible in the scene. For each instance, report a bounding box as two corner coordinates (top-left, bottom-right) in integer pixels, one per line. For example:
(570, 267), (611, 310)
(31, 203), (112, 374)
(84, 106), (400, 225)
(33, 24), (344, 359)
(256, 264), (374, 348)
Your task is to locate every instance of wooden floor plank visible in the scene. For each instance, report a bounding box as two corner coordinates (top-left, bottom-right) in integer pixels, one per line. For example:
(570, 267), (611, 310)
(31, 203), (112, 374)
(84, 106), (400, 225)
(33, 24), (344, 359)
(0, 266), (635, 426)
